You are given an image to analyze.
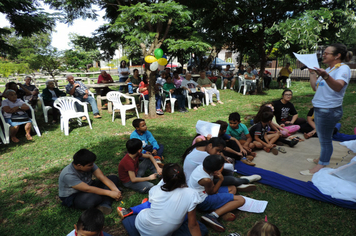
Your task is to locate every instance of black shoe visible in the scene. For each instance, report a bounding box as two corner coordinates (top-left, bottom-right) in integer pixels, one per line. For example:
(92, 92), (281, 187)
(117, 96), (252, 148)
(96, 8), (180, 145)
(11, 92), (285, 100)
(288, 139), (299, 147)
(201, 214), (225, 232)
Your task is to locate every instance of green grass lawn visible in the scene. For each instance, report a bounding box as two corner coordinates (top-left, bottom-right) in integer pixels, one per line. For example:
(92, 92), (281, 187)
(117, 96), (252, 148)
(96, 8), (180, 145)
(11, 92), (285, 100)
(1, 80), (356, 236)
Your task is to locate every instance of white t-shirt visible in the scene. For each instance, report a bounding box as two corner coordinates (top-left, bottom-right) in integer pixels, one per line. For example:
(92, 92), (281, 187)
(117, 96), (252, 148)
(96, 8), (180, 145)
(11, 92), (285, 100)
(156, 77), (166, 86)
(181, 79), (199, 93)
(1, 99), (26, 118)
(187, 164), (211, 201)
(118, 67), (130, 78)
(135, 185), (202, 236)
(312, 63), (351, 108)
(183, 148), (209, 182)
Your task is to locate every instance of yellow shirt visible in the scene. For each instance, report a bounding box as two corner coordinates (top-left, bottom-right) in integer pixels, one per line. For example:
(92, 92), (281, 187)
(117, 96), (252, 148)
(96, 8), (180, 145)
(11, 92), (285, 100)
(280, 67), (292, 77)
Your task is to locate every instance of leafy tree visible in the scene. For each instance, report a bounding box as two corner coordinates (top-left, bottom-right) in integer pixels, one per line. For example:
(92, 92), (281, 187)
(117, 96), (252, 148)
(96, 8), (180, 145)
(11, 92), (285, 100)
(35, 48), (63, 86)
(110, 0), (191, 117)
(0, 0), (55, 55)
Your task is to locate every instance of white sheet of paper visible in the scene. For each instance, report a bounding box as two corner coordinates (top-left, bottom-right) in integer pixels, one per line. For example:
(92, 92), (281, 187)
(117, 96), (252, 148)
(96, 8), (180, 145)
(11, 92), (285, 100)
(238, 196), (268, 213)
(293, 52), (320, 69)
(195, 120), (220, 137)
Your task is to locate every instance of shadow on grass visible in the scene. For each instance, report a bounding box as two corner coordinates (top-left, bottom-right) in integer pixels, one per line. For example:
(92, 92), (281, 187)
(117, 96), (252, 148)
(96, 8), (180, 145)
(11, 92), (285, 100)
(0, 126), (193, 236)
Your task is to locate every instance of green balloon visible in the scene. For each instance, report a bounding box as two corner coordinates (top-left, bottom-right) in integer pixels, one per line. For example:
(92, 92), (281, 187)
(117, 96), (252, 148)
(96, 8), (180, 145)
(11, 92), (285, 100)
(154, 48), (164, 59)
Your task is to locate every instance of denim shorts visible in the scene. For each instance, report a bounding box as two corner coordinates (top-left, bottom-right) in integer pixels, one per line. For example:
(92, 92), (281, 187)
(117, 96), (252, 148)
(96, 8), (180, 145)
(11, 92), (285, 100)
(197, 186), (234, 212)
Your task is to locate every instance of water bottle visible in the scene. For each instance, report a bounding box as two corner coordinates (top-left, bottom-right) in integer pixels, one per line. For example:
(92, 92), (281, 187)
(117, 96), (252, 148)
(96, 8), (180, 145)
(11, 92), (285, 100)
(128, 82), (133, 94)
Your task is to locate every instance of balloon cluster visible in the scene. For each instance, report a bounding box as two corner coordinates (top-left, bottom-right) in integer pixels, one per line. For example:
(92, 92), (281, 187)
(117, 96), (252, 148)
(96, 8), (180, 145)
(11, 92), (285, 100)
(144, 48), (168, 71)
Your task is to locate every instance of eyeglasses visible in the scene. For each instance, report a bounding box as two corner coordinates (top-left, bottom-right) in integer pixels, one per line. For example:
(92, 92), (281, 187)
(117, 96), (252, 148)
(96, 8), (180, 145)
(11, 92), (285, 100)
(284, 94), (293, 96)
(323, 52), (334, 56)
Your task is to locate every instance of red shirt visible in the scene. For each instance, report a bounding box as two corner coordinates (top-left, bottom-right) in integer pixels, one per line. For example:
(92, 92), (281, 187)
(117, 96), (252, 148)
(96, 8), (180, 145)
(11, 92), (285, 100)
(118, 153), (142, 183)
(97, 74), (113, 83)
(139, 81), (149, 96)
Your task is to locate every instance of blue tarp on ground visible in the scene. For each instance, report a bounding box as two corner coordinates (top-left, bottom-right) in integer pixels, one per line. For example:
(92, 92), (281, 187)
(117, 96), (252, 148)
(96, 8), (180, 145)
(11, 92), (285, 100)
(234, 161), (356, 209)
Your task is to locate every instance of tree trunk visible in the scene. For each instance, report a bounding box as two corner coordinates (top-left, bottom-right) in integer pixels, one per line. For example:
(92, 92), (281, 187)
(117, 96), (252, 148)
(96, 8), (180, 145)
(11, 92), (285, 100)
(146, 70), (157, 118)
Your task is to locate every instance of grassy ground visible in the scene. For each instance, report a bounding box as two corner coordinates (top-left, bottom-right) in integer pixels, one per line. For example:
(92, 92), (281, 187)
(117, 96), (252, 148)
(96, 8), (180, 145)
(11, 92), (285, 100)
(1, 80), (356, 236)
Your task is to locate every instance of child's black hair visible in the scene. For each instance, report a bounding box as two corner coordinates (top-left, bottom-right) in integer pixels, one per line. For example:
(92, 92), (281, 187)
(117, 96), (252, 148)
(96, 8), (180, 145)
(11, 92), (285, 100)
(182, 137), (226, 161)
(161, 163), (186, 192)
(214, 120), (228, 132)
(203, 155), (225, 173)
(247, 220), (281, 236)
(76, 208), (105, 232)
(142, 73), (149, 84)
(73, 149), (96, 166)
(126, 138), (143, 154)
(254, 103), (273, 124)
(261, 111), (274, 123)
(229, 112), (241, 122)
(132, 118), (145, 128)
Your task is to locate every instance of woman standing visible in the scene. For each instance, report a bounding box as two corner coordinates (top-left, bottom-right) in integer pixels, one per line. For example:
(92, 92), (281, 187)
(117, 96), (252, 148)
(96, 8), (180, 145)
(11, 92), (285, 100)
(118, 60), (130, 91)
(300, 43), (352, 175)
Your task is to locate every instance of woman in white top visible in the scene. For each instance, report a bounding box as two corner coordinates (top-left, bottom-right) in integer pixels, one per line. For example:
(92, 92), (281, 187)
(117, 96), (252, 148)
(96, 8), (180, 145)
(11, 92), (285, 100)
(300, 43), (352, 175)
(118, 60), (130, 91)
(1, 89), (32, 142)
(135, 163), (205, 236)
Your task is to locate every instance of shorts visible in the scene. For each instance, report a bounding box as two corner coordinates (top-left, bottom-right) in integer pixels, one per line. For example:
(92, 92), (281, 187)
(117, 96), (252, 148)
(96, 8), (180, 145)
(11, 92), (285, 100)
(197, 186), (234, 212)
(5, 118), (31, 127)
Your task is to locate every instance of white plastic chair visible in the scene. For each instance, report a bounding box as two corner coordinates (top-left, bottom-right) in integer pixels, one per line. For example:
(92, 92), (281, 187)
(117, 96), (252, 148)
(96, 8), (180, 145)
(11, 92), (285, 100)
(184, 90), (193, 109)
(54, 97), (92, 136)
(286, 75), (291, 88)
(202, 83), (217, 106)
(38, 94), (52, 123)
(107, 91), (139, 126)
(138, 88), (149, 115)
(162, 89), (177, 113)
(0, 102), (41, 144)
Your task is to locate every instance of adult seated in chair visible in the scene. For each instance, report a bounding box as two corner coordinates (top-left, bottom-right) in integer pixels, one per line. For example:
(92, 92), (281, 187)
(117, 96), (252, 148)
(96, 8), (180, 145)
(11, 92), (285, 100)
(277, 62), (292, 89)
(197, 71), (223, 106)
(244, 66), (257, 95)
(126, 69), (141, 88)
(3, 82), (32, 102)
(42, 80), (66, 124)
(22, 76), (39, 107)
(221, 65), (236, 90)
(97, 70), (114, 96)
(181, 73), (204, 110)
(1, 89), (32, 143)
(262, 69), (272, 89)
(237, 65), (246, 76)
(65, 74), (102, 119)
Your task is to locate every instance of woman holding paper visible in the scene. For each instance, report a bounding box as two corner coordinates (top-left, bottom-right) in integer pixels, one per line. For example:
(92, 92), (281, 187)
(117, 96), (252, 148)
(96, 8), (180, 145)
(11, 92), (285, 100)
(300, 43), (352, 175)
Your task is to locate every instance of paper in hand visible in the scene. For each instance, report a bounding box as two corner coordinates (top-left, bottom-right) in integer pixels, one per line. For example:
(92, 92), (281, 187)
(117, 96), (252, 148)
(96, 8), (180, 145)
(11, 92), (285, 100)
(293, 52), (320, 70)
(195, 120), (220, 137)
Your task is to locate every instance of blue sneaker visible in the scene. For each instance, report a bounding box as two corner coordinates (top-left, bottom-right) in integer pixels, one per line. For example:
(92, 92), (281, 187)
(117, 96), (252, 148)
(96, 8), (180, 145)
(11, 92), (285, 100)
(201, 213), (225, 232)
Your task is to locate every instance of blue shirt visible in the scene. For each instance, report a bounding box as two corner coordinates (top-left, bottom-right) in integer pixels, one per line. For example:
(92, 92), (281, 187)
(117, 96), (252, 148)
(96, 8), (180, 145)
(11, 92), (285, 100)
(130, 130), (159, 152)
(226, 123), (249, 140)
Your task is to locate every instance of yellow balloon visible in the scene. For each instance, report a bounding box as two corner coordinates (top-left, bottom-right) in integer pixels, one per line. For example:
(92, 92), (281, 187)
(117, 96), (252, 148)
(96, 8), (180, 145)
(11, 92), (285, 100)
(145, 55), (157, 64)
(157, 58), (168, 66)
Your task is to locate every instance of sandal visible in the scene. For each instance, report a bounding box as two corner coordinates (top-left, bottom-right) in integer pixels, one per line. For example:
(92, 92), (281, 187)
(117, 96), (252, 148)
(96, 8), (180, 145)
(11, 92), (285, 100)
(277, 147), (286, 153)
(241, 158), (256, 166)
(294, 137), (304, 142)
(271, 148), (279, 155)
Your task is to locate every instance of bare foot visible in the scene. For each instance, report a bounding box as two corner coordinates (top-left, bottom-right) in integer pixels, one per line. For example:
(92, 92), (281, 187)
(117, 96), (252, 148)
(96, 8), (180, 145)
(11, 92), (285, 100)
(249, 152), (257, 157)
(309, 164), (326, 173)
(303, 133), (310, 139)
(11, 137), (20, 143)
(217, 100), (224, 104)
(193, 106), (198, 110)
(263, 147), (270, 153)
(246, 155), (254, 161)
(210, 102), (216, 106)
(25, 134), (33, 141)
(221, 212), (236, 221)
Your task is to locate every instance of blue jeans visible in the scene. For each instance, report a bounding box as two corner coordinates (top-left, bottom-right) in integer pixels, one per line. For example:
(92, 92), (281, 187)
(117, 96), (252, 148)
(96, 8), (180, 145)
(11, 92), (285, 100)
(172, 94), (185, 109)
(314, 106), (343, 165)
(75, 94), (99, 115)
(144, 94), (162, 110)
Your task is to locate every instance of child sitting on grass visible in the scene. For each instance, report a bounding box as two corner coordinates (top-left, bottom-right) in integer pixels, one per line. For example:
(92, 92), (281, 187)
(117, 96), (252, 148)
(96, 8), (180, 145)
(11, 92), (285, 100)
(67, 208), (112, 236)
(58, 149), (122, 215)
(249, 111), (280, 155)
(130, 118), (164, 157)
(120, 163), (209, 236)
(118, 138), (162, 194)
(226, 112), (256, 153)
(187, 155), (246, 232)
